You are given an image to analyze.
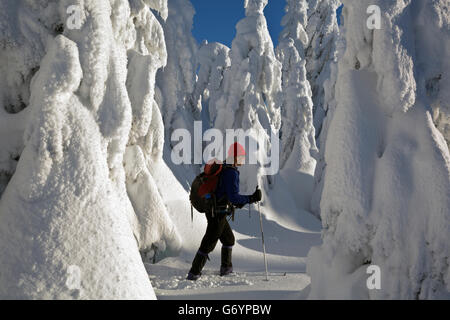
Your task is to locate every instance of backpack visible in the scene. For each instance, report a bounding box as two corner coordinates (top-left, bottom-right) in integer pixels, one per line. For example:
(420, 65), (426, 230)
(190, 160), (224, 219)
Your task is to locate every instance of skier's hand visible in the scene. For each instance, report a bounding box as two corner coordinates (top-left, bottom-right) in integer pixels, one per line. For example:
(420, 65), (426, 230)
(249, 188), (262, 203)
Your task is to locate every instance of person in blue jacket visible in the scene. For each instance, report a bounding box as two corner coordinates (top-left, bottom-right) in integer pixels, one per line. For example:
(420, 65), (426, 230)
(187, 142), (262, 280)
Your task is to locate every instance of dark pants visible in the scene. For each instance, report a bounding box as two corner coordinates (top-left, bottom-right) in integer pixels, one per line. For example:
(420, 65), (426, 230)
(199, 211), (235, 254)
(189, 211), (235, 276)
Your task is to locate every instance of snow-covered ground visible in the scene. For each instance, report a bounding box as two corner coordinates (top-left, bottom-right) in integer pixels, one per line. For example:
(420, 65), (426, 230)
(146, 204), (321, 300)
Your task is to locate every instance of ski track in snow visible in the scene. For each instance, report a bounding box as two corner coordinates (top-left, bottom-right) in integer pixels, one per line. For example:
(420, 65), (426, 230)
(146, 205), (321, 300)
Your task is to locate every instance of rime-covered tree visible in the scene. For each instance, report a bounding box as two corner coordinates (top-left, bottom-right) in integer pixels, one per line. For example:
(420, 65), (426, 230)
(307, 0), (450, 299)
(305, 0), (340, 138)
(156, 0), (199, 146)
(193, 41), (231, 130)
(279, 0), (309, 58)
(0, 0), (182, 299)
(211, 0), (283, 191)
(276, 0), (317, 174)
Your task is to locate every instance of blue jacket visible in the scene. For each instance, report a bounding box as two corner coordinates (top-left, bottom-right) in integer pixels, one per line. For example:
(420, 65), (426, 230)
(215, 165), (250, 206)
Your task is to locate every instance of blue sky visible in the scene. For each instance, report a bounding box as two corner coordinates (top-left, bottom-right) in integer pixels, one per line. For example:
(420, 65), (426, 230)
(190, 1), (343, 48)
(190, 0), (287, 48)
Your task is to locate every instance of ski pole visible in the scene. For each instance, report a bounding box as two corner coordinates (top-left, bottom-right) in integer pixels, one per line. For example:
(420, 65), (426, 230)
(257, 194), (269, 281)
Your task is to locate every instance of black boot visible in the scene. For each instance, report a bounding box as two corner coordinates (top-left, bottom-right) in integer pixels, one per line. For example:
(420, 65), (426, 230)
(220, 246), (233, 276)
(187, 251), (208, 280)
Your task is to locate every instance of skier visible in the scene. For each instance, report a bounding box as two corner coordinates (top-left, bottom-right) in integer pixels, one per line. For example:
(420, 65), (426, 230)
(186, 142), (262, 280)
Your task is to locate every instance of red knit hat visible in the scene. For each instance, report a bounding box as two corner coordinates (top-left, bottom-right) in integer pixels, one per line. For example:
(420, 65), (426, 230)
(228, 142), (246, 158)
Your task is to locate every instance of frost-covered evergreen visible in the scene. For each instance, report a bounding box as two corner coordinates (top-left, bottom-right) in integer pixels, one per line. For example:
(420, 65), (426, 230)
(279, 0), (309, 59)
(305, 0), (340, 139)
(154, 0), (201, 188)
(0, 0), (448, 301)
(156, 0), (199, 146)
(193, 41), (231, 130)
(0, 0), (181, 299)
(125, 0), (182, 264)
(277, 0), (317, 173)
(307, 0), (450, 299)
(211, 0), (282, 192)
(422, 3), (450, 147)
(307, 0), (342, 218)
(215, 0), (282, 132)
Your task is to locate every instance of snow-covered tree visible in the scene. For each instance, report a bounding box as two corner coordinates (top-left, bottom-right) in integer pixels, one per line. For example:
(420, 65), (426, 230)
(0, 0), (182, 299)
(432, 92), (450, 148)
(424, 4), (450, 148)
(279, 0), (309, 58)
(307, 0), (343, 218)
(307, 0), (450, 299)
(153, 0), (201, 188)
(125, 0), (182, 264)
(219, 0), (282, 132)
(305, 0), (340, 139)
(193, 41), (231, 130)
(276, 39), (318, 215)
(212, 0), (283, 192)
(277, 0), (317, 173)
(156, 0), (198, 147)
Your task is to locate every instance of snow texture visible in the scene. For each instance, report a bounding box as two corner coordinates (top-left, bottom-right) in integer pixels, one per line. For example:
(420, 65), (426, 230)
(204, 0), (283, 197)
(418, 0), (450, 147)
(147, 203), (321, 300)
(156, 0), (198, 145)
(217, 0), (282, 134)
(0, 0), (180, 299)
(307, 0), (450, 299)
(0, 0), (449, 301)
(155, 0), (201, 189)
(279, 0), (309, 59)
(305, 0), (340, 139)
(308, 0), (342, 219)
(277, 0), (318, 174)
(193, 40), (231, 130)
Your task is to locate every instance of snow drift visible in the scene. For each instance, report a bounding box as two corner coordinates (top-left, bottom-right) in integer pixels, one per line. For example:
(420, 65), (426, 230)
(307, 0), (450, 299)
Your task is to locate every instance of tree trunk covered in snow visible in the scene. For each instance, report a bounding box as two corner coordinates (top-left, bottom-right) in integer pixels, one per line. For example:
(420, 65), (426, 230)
(0, 0), (180, 299)
(307, 0), (450, 299)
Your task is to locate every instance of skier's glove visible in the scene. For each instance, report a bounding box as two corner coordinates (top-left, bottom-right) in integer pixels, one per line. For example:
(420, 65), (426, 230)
(249, 188), (262, 204)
